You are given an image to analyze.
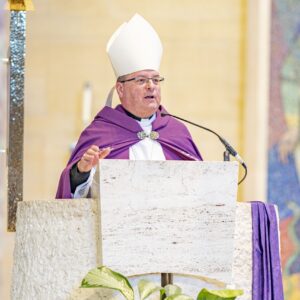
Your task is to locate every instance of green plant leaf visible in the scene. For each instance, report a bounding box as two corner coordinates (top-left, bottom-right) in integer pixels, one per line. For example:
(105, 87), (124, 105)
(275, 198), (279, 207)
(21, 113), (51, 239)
(81, 266), (134, 300)
(164, 284), (182, 297)
(197, 288), (244, 300)
(138, 279), (163, 300)
(165, 294), (193, 300)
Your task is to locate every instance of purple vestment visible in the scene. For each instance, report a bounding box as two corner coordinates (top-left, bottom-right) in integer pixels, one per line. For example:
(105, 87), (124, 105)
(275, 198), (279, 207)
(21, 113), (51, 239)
(56, 105), (202, 199)
(56, 107), (284, 298)
(251, 201), (284, 300)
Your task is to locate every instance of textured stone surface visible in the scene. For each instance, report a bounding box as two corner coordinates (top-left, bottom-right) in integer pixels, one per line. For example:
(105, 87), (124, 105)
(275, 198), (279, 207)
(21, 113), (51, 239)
(11, 201), (254, 299)
(11, 199), (100, 300)
(233, 203), (252, 299)
(11, 160), (257, 299)
(98, 160), (239, 283)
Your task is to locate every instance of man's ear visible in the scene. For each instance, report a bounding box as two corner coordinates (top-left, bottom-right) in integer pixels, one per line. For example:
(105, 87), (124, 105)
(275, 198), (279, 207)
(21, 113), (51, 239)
(115, 82), (124, 98)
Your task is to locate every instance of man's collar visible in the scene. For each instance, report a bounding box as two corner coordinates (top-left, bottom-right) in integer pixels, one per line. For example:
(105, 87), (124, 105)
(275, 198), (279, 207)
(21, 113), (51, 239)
(95, 105), (170, 133)
(123, 107), (154, 121)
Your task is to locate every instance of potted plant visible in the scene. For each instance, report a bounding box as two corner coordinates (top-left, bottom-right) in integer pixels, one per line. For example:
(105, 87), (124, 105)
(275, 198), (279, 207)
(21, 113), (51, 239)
(81, 266), (243, 300)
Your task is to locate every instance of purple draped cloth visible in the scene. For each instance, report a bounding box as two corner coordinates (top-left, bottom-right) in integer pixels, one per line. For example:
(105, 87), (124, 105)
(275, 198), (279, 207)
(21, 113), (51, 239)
(56, 105), (202, 199)
(251, 201), (284, 300)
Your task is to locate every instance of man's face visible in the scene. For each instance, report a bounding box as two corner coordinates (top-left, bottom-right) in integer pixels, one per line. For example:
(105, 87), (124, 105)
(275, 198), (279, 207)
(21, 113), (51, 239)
(116, 70), (161, 118)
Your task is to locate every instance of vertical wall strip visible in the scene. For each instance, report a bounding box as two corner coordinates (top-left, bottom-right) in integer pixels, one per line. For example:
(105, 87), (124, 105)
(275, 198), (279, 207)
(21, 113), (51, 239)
(7, 11), (26, 232)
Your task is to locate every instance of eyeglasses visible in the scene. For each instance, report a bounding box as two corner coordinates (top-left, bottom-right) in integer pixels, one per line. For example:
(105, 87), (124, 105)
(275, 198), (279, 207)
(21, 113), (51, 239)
(119, 76), (165, 86)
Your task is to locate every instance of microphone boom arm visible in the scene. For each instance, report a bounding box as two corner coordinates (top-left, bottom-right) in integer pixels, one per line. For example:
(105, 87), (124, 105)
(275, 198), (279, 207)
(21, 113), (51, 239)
(161, 112), (247, 185)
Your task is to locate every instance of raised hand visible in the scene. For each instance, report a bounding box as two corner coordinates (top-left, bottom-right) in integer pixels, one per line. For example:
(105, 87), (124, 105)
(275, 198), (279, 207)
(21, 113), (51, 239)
(77, 145), (111, 173)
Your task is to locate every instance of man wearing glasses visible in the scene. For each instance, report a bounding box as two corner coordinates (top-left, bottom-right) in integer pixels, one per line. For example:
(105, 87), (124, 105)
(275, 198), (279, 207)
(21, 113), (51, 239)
(56, 14), (202, 199)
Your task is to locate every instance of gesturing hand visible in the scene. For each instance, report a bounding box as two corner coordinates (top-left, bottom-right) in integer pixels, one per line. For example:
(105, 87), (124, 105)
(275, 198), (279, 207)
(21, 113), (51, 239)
(77, 145), (111, 173)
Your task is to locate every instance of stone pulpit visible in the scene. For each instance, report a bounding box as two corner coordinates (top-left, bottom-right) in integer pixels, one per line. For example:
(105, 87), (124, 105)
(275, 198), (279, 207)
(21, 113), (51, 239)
(11, 160), (280, 299)
(94, 160), (238, 284)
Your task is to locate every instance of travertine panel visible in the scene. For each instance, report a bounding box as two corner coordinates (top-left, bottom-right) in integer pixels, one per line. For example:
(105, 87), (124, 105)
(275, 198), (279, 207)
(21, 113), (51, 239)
(11, 199), (253, 299)
(98, 160), (239, 283)
(232, 203), (252, 299)
(11, 199), (99, 300)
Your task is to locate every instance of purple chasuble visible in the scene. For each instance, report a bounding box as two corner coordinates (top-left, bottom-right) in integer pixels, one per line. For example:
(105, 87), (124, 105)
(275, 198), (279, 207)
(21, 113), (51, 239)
(251, 201), (284, 300)
(56, 105), (202, 199)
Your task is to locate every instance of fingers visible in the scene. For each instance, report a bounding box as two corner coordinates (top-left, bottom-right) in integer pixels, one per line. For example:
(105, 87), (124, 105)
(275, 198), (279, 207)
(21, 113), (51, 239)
(86, 145), (112, 160)
(98, 147), (112, 159)
(77, 145), (100, 172)
(85, 145), (100, 157)
(83, 146), (100, 163)
(89, 145), (100, 152)
(77, 145), (112, 173)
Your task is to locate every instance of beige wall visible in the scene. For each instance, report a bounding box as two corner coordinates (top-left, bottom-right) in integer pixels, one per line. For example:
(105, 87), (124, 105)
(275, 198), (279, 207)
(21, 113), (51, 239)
(243, 0), (270, 202)
(1, 1), (274, 298)
(23, 0), (248, 201)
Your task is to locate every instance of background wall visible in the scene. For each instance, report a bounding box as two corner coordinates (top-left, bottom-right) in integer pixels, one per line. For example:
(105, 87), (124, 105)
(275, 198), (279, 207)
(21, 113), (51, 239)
(267, 1), (300, 299)
(1, 0), (272, 299)
(22, 0), (248, 201)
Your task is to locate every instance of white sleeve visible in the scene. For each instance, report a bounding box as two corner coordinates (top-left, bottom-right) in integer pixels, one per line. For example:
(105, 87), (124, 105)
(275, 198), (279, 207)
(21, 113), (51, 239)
(72, 167), (96, 198)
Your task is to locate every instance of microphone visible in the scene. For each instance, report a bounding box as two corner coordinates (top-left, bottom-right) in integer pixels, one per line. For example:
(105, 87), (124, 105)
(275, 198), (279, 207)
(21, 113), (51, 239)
(161, 112), (247, 184)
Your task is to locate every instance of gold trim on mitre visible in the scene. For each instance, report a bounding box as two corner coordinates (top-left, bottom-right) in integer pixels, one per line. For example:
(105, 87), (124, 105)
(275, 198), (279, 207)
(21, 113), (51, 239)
(7, 0), (34, 11)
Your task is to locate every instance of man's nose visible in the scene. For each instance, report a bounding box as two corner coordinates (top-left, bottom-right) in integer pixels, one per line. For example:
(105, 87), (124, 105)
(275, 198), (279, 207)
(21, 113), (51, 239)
(145, 78), (155, 88)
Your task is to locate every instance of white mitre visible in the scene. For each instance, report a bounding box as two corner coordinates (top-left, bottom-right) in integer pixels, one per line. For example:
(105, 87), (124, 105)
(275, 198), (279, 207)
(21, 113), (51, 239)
(106, 14), (163, 77)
